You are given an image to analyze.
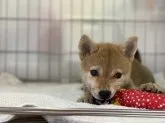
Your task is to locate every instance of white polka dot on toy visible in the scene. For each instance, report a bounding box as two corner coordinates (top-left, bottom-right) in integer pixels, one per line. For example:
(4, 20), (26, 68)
(158, 97), (161, 100)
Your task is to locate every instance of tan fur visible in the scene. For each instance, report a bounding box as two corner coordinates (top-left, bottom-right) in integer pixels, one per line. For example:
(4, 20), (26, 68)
(78, 35), (164, 104)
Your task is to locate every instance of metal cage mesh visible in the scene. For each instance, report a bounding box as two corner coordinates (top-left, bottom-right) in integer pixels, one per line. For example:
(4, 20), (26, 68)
(0, 0), (165, 82)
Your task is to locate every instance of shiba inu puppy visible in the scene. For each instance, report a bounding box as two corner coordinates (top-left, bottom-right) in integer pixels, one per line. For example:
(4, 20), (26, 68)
(77, 35), (165, 105)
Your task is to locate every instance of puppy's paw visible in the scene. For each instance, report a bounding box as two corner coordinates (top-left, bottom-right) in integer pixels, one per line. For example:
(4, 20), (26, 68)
(140, 83), (163, 93)
(77, 96), (85, 102)
(77, 96), (92, 103)
(81, 86), (84, 90)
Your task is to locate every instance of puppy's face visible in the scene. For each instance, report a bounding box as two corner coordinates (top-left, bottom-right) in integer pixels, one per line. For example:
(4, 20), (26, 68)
(79, 35), (137, 103)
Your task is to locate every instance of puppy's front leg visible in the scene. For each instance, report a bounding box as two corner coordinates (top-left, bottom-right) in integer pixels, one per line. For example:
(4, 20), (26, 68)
(77, 91), (93, 103)
(77, 95), (93, 103)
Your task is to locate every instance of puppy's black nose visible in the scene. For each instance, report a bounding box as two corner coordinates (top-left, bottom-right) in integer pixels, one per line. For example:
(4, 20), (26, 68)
(99, 90), (111, 100)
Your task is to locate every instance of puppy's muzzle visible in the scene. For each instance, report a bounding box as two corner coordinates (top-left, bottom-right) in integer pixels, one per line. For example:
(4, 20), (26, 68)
(92, 90), (112, 105)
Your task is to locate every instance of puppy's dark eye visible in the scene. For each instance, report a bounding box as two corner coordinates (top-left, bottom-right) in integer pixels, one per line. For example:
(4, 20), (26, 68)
(90, 70), (99, 76)
(114, 72), (122, 79)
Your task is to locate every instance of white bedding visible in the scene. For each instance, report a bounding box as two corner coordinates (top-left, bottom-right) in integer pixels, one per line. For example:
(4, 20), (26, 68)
(0, 72), (164, 123)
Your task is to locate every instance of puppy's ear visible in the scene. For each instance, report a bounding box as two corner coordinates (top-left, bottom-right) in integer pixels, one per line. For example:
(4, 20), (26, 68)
(78, 35), (97, 60)
(123, 36), (138, 60)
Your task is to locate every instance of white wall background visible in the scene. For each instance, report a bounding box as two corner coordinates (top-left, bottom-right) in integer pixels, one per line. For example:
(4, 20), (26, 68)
(0, 0), (165, 82)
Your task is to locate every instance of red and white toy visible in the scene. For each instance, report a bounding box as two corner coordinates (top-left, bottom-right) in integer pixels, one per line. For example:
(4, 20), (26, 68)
(114, 89), (165, 110)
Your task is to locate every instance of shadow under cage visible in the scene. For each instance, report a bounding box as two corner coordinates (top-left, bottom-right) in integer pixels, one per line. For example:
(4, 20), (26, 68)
(0, 0), (165, 82)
